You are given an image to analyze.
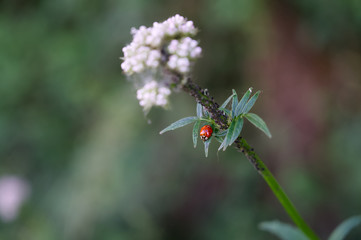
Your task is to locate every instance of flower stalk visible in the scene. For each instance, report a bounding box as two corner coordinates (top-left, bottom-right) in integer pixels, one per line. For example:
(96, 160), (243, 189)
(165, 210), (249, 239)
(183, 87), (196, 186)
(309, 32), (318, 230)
(121, 15), (320, 239)
(178, 76), (229, 129)
(235, 138), (319, 240)
(180, 77), (319, 240)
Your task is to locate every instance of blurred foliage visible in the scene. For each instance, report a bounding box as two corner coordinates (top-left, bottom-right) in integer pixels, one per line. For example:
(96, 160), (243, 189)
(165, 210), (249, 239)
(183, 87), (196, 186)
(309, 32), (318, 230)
(1, 0), (361, 239)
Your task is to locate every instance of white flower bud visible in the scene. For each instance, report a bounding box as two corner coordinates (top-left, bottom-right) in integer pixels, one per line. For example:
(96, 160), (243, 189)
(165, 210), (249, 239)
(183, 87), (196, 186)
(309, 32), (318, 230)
(168, 40), (179, 53)
(167, 55), (178, 69)
(121, 61), (131, 72)
(136, 81), (171, 111)
(177, 57), (190, 73)
(132, 63), (144, 72)
(190, 47), (202, 58)
(121, 14), (202, 76)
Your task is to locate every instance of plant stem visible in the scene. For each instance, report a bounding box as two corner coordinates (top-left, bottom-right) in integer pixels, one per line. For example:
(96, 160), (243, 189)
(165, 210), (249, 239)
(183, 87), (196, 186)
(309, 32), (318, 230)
(235, 138), (319, 240)
(179, 77), (319, 240)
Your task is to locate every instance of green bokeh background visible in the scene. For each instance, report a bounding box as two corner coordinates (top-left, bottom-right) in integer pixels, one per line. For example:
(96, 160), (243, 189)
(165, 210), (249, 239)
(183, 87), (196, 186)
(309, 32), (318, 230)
(1, 0), (361, 239)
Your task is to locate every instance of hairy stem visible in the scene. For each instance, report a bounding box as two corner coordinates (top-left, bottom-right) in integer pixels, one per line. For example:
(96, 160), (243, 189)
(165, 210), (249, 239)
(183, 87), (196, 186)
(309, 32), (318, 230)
(179, 77), (319, 240)
(181, 79), (229, 129)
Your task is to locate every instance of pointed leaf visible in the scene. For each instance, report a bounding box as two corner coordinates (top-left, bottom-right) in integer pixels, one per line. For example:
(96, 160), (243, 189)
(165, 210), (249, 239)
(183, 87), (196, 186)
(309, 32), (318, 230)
(235, 87), (252, 116)
(245, 113), (272, 138)
(220, 92), (234, 109)
(223, 117), (243, 150)
(192, 120), (201, 148)
(231, 89), (238, 117)
(242, 91), (260, 114)
(196, 103), (203, 118)
(160, 117), (198, 134)
(259, 221), (309, 240)
(218, 137), (228, 151)
(204, 138), (212, 157)
(215, 130), (227, 137)
(228, 117), (243, 146)
(329, 216), (361, 240)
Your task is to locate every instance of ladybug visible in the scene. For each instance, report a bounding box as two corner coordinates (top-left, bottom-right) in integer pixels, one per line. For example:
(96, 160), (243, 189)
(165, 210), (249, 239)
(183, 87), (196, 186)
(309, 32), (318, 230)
(200, 125), (213, 141)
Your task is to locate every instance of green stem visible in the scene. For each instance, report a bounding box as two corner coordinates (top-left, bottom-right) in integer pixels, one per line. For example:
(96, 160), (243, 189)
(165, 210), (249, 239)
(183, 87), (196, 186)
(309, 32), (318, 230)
(235, 138), (319, 240)
(179, 77), (319, 239)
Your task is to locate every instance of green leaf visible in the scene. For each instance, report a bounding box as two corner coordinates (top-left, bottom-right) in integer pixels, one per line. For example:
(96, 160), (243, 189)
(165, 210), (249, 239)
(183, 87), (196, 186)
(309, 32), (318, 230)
(223, 117), (243, 150)
(235, 88), (252, 116)
(242, 91), (260, 114)
(244, 113), (272, 138)
(196, 102), (203, 118)
(160, 117), (198, 134)
(215, 130), (227, 137)
(220, 92), (234, 109)
(259, 221), (309, 240)
(228, 117), (243, 146)
(218, 137), (228, 151)
(329, 216), (361, 240)
(231, 89), (238, 117)
(204, 137), (212, 157)
(192, 120), (201, 148)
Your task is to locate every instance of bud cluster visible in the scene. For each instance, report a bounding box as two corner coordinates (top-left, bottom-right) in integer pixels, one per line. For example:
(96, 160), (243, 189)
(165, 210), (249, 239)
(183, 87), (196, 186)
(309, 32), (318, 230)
(121, 15), (202, 112)
(136, 80), (171, 112)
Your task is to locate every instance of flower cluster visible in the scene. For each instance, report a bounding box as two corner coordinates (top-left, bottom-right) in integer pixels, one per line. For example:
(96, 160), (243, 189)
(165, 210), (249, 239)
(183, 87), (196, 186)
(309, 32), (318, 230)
(121, 14), (201, 76)
(121, 14), (202, 112)
(121, 46), (161, 74)
(167, 37), (202, 73)
(136, 80), (171, 112)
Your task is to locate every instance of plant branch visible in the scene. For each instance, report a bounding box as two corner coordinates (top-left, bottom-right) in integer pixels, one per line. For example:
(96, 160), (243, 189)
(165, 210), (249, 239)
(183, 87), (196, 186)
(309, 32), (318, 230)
(177, 77), (319, 240)
(181, 78), (229, 129)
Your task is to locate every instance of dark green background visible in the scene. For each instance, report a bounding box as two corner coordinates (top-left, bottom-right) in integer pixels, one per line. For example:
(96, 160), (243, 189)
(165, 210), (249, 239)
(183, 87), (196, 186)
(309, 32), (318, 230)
(1, 0), (361, 239)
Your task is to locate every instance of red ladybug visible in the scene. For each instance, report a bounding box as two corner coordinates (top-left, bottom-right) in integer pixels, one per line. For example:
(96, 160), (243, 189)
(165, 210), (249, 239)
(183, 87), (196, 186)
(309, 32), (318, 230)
(200, 125), (213, 141)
